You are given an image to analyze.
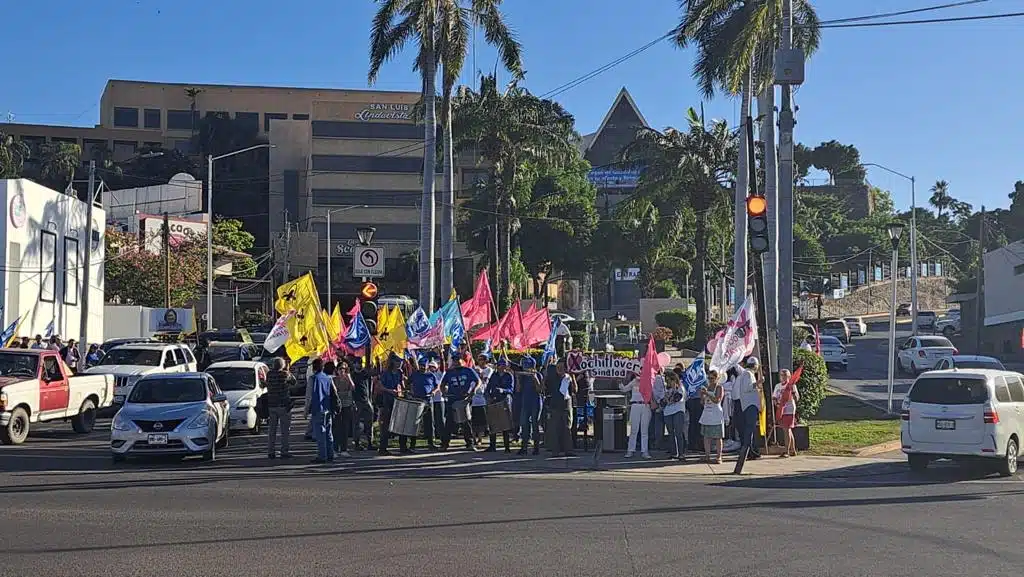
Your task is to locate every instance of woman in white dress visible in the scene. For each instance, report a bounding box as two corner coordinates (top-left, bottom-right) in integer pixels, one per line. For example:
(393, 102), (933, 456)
(698, 369), (725, 463)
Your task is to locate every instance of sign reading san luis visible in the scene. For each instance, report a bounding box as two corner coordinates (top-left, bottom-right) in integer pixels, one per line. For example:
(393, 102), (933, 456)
(354, 103), (413, 122)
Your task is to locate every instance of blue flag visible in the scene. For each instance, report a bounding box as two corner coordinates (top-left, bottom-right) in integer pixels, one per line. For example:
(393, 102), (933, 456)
(683, 356), (708, 399)
(344, 312), (370, 351)
(406, 307), (430, 338)
(541, 317), (560, 368)
(430, 297), (465, 348)
(0, 317), (20, 346)
(44, 320), (54, 338)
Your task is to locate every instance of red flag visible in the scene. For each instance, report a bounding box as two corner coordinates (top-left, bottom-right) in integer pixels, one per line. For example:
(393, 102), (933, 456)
(347, 298), (361, 319)
(638, 335), (661, 403)
(775, 365), (804, 422)
(520, 307), (551, 347)
(501, 301), (526, 349)
(461, 269), (494, 329)
(814, 326), (821, 355)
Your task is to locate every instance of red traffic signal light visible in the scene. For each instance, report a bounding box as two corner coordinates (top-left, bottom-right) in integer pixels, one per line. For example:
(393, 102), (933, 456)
(360, 281), (378, 300)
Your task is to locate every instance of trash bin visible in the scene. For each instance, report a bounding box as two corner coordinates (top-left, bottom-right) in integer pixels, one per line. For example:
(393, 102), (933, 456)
(602, 406), (628, 452)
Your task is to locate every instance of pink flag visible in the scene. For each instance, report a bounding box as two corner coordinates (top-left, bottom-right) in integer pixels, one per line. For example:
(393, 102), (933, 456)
(461, 269), (493, 329)
(638, 335), (661, 403)
(520, 307), (551, 347)
(502, 301), (526, 349)
(346, 298), (361, 319)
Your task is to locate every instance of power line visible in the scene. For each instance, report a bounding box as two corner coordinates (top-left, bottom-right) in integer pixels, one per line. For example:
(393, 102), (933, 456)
(817, 0), (992, 25)
(820, 10), (1024, 29)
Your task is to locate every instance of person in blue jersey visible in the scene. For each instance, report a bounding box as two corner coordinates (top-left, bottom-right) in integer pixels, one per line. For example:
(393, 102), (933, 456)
(408, 357), (440, 450)
(515, 356), (543, 456)
(440, 354), (480, 451)
(374, 356), (409, 456)
(485, 358), (516, 453)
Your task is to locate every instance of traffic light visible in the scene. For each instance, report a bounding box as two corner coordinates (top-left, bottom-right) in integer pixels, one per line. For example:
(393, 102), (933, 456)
(360, 281), (379, 335)
(746, 194), (769, 254)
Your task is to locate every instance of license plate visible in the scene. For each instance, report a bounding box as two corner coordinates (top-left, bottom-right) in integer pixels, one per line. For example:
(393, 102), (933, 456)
(147, 433), (168, 445)
(935, 419), (956, 430)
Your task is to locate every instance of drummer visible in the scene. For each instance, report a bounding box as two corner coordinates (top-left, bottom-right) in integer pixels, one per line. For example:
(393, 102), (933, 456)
(408, 357), (440, 450)
(439, 354), (480, 451)
(485, 358), (516, 453)
(375, 355), (410, 456)
(515, 356), (542, 456)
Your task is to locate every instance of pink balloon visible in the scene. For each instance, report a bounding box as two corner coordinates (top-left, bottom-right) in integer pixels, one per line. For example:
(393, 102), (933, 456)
(657, 352), (671, 367)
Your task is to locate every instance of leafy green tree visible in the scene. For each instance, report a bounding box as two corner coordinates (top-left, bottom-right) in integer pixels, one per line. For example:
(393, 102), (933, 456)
(811, 139), (865, 184)
(32, 142), (81, 192)
(929, 180), (953, 220)
(613, 200), (687, 299)
(213, 218), (257, 278)
(0, 132), (29, 178)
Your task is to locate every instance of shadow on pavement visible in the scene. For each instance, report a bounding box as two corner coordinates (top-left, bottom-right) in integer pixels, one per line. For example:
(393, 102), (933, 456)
(716, 458), (1014, 489)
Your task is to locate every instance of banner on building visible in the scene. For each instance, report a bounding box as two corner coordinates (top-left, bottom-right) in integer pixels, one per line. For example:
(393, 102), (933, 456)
(150, 308), (196, 333)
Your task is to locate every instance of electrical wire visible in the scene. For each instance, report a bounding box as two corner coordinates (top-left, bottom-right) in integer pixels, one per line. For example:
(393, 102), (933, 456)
(819, 10), (1024, 29)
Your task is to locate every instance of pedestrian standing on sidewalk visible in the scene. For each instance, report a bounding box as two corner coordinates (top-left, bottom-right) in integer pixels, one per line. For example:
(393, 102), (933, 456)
(516, 356), (542, 456)
(546, 360), (574, 457)
(734, 357), (764, 461)
(699, 369), (725, 463)
(685, 363), (704, 452)
(649, 368), (666, 452)
(723, 367), (739, 442)
(427, 359), (446, 445)
(773, 368), (800, 458)
(349, 356), (375, 451)
(304, 358), (323, 441)
(265, 357), (295, 459)
(620, 372), (651, 459)
(375, 356), (409, 456)
(310, 361), (337, 464)
(485, 358), (515, 453)
(662, 371), (687, 460)
(333, 360), (355, 457)
(408, 357), (440, 450)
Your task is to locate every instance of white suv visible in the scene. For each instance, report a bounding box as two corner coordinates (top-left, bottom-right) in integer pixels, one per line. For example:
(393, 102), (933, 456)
(901, 369), (1024, 476)
(85, 343), (198, 404)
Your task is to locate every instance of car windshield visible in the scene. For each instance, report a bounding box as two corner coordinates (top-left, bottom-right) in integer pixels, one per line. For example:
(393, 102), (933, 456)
(909, 377), (988, 405)
(99, 348), (162, 366)
(956, 360), (1005, 370)
(0, 353), (40, 377)
(206, 368), (256, 391)
(919, 337), (953, 348)
(127, 378), (207, 403)
(207, 345), (244, 362)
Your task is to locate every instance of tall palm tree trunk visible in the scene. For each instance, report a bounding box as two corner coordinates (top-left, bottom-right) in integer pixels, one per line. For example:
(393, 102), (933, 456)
(694, 208), (709, 346)
(440, 96), (455, 300)
(419, 41), (438, 313)
(497, 196), (512, 314)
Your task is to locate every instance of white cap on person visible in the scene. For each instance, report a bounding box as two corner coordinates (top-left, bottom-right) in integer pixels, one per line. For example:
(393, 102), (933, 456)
(745, 356), (760, 367)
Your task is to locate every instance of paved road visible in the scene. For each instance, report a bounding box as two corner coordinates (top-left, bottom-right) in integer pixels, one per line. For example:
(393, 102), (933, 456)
(4, 417), (1024, 576)
(828, 320), (916, 412)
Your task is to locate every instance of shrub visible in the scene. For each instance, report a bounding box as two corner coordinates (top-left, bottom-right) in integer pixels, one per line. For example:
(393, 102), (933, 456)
(566, 320), (590, 333)
(650, 326), (673, 341)
(793, 347), (828, 421)
(655, 308), (695, 342)
(569, 330), (590, 350)
(793, 326), (810, 344)
(651, 279), (679, 298)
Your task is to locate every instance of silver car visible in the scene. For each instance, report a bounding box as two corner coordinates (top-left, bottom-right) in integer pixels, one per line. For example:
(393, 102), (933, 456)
(110, 373), (230, 464)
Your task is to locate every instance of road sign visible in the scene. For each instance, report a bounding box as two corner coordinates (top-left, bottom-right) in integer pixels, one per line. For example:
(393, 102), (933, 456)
(353, 246), (385, 277)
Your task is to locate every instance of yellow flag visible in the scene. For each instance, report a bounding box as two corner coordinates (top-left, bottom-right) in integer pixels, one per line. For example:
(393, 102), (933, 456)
(275, 273), (317, 315)
(450, 288), (457, 302)
(276, 273), (330, 359)
(758, 405), (767, 437)
(328, 303), (343, 343)
(382, 305), (407, 356)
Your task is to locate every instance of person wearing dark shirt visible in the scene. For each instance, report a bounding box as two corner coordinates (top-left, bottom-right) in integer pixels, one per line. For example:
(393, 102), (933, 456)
(516, 356), (543, 456)
(349, 356), (375, 451)
(265, 357), (295, 459)
(485, 359), (516, 453)
(408, 359), (440, 450)
(375, 358), (409, 455)
(545, 360), (575, 457)
(440, 356), (480, 451)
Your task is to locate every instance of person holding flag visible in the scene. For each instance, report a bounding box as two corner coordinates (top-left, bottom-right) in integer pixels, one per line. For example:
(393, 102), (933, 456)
(773, 367), (802, 458)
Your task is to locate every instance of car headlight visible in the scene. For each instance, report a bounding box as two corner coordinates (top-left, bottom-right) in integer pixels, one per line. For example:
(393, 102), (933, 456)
(186, 412), (211, 429)
(234, 399), (254, 409)
(112, 413), (135, 431)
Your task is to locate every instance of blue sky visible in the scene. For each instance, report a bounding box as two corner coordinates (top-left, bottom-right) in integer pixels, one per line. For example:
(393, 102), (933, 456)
(3, 0), (1021, 214)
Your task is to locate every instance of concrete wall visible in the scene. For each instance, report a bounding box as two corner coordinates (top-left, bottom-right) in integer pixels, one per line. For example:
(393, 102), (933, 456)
(983, 241), (1024, 326)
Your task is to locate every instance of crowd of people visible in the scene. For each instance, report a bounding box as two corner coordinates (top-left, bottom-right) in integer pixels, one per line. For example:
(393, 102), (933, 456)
(6, 334), (101, 371)
(255, 346), (800, 466)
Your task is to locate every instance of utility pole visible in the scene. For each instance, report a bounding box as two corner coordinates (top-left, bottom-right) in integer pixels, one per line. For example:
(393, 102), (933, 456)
(775, 0), (797, 372)
(910, 176), (919, 336)
(734, 70), (751, 314)
(77, 161), (95, 362)
(162, 212), (171, 308)
(759, 82), (779, 358)
(975, 207), (986, 353)
(720, 241), (728, 322)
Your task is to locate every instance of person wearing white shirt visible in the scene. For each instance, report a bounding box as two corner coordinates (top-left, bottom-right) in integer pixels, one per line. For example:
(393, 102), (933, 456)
(773, 368), (800, 458)
(662, 371), (687, 460)
(649, 370), (666, 452)
(733, 356), (764, 460)
(620, 374), (652, 459)
(472, 355), (493, 444)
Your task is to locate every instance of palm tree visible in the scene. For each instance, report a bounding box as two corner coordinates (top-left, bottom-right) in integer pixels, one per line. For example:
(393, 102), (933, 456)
(622, 108), (736, 345)
(450, 73), (578, 312)
(0, 132), (29, 179)
(929, 180), (953, 220)
(36, 142), (81, 192)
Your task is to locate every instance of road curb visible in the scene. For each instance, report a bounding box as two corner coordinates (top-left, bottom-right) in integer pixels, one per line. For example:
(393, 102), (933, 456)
(854, 439), (902, 457)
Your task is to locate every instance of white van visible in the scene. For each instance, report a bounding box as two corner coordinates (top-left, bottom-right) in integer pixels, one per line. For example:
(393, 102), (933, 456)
(901, 369), (1024, 476)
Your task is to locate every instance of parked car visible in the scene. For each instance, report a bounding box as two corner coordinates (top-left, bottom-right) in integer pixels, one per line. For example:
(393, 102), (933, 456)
(915, 310), (938, 331)
(901, 369), (1024, 476)
(205, 341), (264, 364)
(932, 355), (1005, 371)
(550, 312), (576, 324)
(897, 303), (912, 317)
(205, 361), (268, 434)
(0, 349), (116, 444)
(935, 314), (961, 337)
(843, 316), (868, 337)
(897, 336), (958, 375)
(99, 338), (158, 356)
(821, 320), (851, 343)
(84, 343), (198, 405)
(110, 372), (230, 463)
(818, 336), (848, 371)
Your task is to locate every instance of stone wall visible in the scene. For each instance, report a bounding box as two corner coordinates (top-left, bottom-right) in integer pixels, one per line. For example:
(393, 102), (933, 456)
(806, 277), (952, 319)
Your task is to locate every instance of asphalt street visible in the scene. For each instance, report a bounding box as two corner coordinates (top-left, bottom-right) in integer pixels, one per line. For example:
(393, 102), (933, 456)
(827, 319), (916, 411)
(3, 415), (1024, 576)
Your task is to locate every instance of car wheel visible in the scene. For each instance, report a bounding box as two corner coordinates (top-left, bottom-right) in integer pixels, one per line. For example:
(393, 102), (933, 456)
(0, 407), (30, 445)
(839, 363), (848, 372)
(216, 422), (230, 449)
(908, 454), (929, 472)
(71, 399), (97, 433)
(999, 439), (1019, 477)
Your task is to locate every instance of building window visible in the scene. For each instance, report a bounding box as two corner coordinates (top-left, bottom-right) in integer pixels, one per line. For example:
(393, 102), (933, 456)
(312, 120), (428, 140)
(113, 141), (138, 162)
(143, 141), (162, 149)
(264, 113), (288, 132)
(113, 107), (139, 128)
(292, 113), (309, 120)
(312, 189), (419, 207)
(144, 108), (162, 129)
(311, 154), (434, 173)
(208, 111), (230, 120)
(40, 230), (57, 303)
(64, 237), (79, 306)
(82, 138), (108, 164)
(1015, 264), (1024, 276)
(51, 137), (78, 145)
(235, 112), (259, 133)
(167, 109), (198, 131)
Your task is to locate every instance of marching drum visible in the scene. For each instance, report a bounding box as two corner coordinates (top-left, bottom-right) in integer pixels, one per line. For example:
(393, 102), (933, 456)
(388, 398), (425, 437)
(451, 399), (472, 424)
(485, 400), (513, 433)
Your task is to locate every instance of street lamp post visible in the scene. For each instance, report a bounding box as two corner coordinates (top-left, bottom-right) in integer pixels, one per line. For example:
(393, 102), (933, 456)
(865, 163), (918, 336)
(325, 205), (369, 309)
(207, 144), (272, 330)
(886, 221), (905, 415)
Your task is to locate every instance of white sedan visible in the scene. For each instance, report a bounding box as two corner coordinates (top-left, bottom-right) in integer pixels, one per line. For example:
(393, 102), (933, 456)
(844, 316), (868, 337)
(818, 335), (848, 371)
(204, 361), (269, 434)
(897, 336), (958, 375)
